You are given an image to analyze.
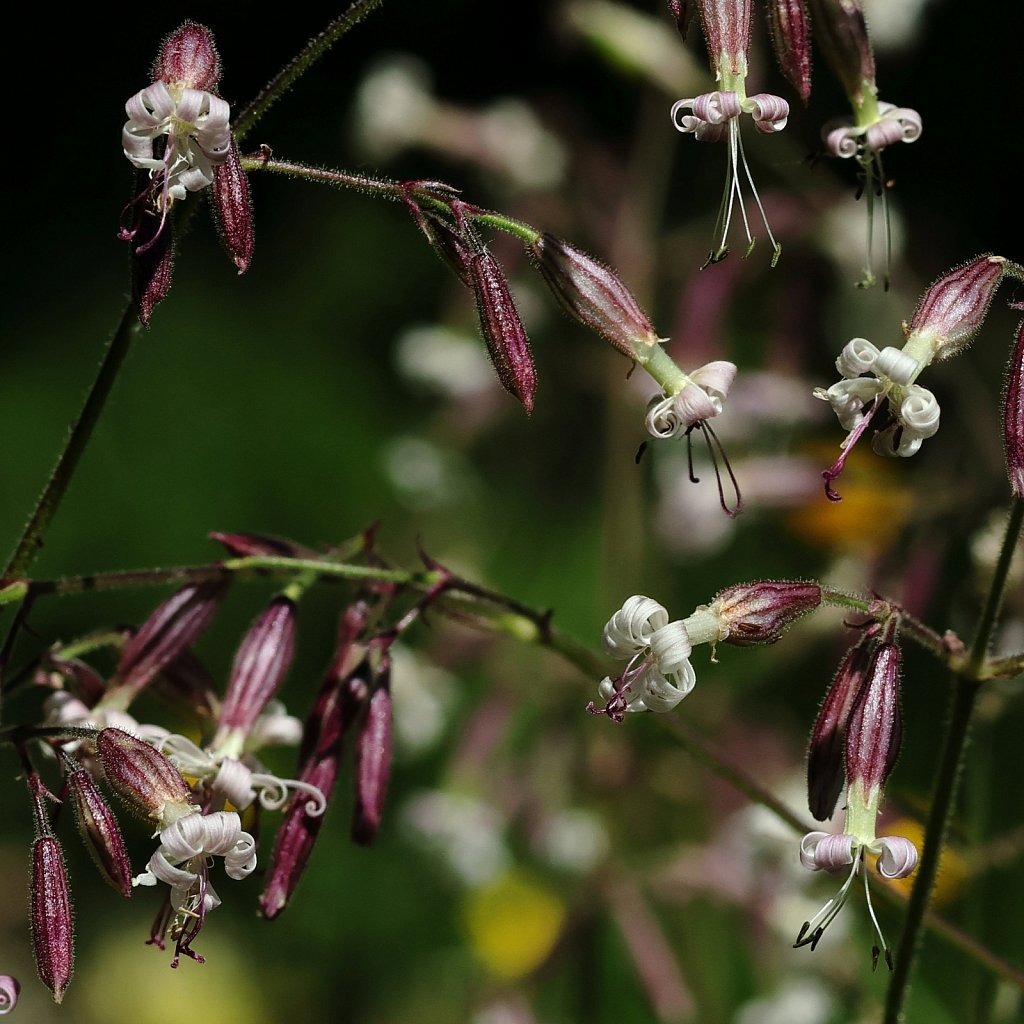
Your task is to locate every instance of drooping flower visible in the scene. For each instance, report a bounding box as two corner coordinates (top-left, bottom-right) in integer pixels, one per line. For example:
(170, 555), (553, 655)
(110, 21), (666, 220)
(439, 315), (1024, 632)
(795, 637), (917, 967)
(589, 594), (728, 719)
(809, 0), (921, 288)
(670, 0), (789, 265)
(645, 360), (742, 514)
(815, 255), (1006, 500)
(97, 728), (257, 966)
(120, 23), (231, 252)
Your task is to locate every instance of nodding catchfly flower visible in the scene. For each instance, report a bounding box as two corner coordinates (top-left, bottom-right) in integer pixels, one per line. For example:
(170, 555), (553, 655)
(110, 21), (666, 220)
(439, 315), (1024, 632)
(645, 359), (743, 515)
(808, 0), (922, 288)
(797, 629), (917, 968)
(670, 0), (790, 266)
(815, 255), (1007, 500)
(590, 582), (820, 720)
(120, 23), (231, 252)
(97, 728), (257, 967)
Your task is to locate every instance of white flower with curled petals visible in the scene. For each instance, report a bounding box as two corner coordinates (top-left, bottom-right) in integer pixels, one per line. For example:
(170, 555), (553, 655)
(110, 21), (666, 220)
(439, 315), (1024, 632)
(123, 81), (231, 204)
(822, 100), (922, 288)
(671, 89), (788, 265)
(645, 361), (737, 440)
(815, 335), (942, 500)
(590, 597), (728, 720)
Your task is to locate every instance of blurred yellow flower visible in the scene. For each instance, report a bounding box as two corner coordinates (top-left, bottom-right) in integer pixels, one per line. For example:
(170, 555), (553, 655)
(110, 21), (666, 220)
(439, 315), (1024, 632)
(462, 870), (566, 980)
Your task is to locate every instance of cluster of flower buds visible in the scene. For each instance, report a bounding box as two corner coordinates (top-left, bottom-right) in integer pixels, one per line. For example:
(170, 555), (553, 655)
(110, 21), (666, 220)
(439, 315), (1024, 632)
(12, 528), (426, 997)
(816, 255), (1007, 500)
(668, 0), (791, 265)
(589, 581), (821, 719)
(120, 22), (254, 324)
(797, 620), (916, 966)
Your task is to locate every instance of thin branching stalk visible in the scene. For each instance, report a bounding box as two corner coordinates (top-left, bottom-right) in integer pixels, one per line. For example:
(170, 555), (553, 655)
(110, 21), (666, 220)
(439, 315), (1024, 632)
(884, 496), (1024, 1022)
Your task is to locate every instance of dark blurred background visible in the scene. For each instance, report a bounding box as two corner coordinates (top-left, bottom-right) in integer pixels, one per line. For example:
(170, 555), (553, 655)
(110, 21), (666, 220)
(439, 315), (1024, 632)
(3, 2), (1024, 1021)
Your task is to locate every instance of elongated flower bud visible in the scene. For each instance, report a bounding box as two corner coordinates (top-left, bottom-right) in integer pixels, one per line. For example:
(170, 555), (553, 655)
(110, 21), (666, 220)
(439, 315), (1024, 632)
(209, 530), (314, 559)
(352, 663), (393, 846)
(845, 641), (901, 792)
(213, 138), (255, 274)
(807, 0), (875, 105)
(97, 728), (192, 824)
(806, 631), (875, 820)
(767, 0), (812, 102)
(667, 0), (696, 39)
(909, 255), (1005, 362)
(132, 217), (175, 327)
(0, 975), (19, 1014)
(31, 837), (74, 1004)
(712, 580), (821, 646)
(261, 663), (371, 919)
(527, 234), (660, 360)
(407, 207), (474, 286)
(63, 755), (133, 898)
(1004, 321), (1024, 497)
(112, 579), (228, 702)
(153, 21), (221, 90)
(699, 0), (752, 74)
(469, 252), (537, 413)
(213, 597), (297, 749)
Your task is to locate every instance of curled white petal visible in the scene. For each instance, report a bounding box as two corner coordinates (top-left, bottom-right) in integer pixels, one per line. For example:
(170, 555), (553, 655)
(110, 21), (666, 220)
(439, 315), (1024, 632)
(645, 384), (719, 439)
(603, 596), (669, 658)
(799, 830), (831, 870)
(802, 831), (857, 873)
(250, 772), (329, 817)
(865, 118), (905, 151)
(692, 91), (742, 125)
(874, 835), (919, 878)
(872, 423), (922, 458)
(689, 360), (737, 407)
(835, 337), (880, 378)
(891, 107), (923, 143)
(873, 347), (920, 386)
(825, 378), (884, 431)
(824, 125), (859, 158)
(245, 701), (304, 750)
(898, 385), (940, 439)
(0, 975), (20, 1015)
(212, 758), (257, 809)
(634, 660), (695, 712)
(746, 93), (789, 133)
(648, 621), (693, 676)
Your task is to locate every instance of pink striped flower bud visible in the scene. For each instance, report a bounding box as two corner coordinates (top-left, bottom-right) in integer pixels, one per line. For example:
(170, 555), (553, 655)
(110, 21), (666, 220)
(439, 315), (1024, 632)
(1005, 321), (1024, 497)
(212, 138), (255, 274)
(698, 0), (752, 76)
(210, 530), (314, 559)
(0, 975), (19, 1014)
(807, 0), (875, 105)
(766, 0), (812, 102)
(469, 251), (537, 414)
(845, 640), (902, 794)
(261, 659), (371, 919)
(131, 220), (175, 328)
(153, 22), (221, 91)
(351, 660), (393, 846)
(110, 579), (228, 704)
(96, 727), (193, 826)
(31, 837), (74, 1003)
(711, 580), (821, 646)
(62, 754), (133, 898)
(527, 234), (661, 360)
(666, 0), (696, 39)
(212, 597), (297, 754)
(406, 206), (474, 286)
(806, 630), (875, 820)
(908, 255), (1006, 362)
